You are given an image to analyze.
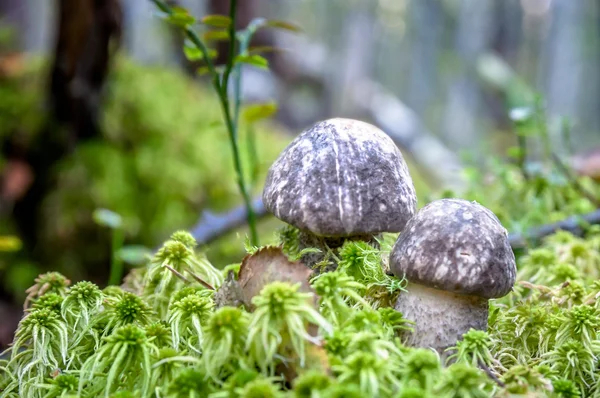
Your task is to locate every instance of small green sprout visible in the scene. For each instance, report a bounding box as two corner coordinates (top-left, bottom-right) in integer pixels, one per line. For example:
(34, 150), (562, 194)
(38, 373), (78, 397)
(246, 282), (332, 371)
(61, 281), (103, 331)
(552, 379), (582, 397)
(165, 367), (215, 397)
(337, 241), (385, 284)
(323, 330), (351, 360)
(342, 308), (386, 336)
(321, 383), (363, 398)
(542, 340), (597, 391)
(79, 324), (155, 397)
(202, 306), (248, 379)
(446, 329), (498, 370)
(99, 291), (154, 335)
(293, 370), (332, 398)
(397, 386), (428, 398)
(555, 304), (600, 349)
(170, 230), (198, 249)
(400, 348), (441, 392)
(144, 234), (222, 315)
(435, 363), (491, 398)
(377, 307), (414, 338)
(501, 365), (552, 394)
(145, 321), (172, 348)
(277, 225), (301, 259)
(10, 308), (68, 382)
(24, 272), (71, 309)
(311, 271), (370, 324)
(31, 293), (63, 314)
(150, 347), (195, 395)
(337, 241), (405, 308)
(332, 351), (399, 397)
(238, 378), (283, 398)
(168, 293), (213, 353)
(212, 369), (261, 398)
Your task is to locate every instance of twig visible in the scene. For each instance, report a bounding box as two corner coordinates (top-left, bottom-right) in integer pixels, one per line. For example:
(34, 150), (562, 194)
(191, 197), (268, 245)
(163, 264), (191, 283)
(151, 0), (259, 246)
(187, 272), (215, 291)
(478, 360), (506, 388)
(508, 209), (600, 249)
(188, 198), (600, 251)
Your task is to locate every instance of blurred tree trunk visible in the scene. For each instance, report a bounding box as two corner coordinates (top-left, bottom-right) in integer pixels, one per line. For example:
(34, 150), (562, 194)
(442, 0), (494, 154)
(0, 0), (122, 349)
(12, 0), (122, 248)
(485, 0), (523, 132)
(542, 0), (584, 151)
(539, 0), (585, 148)
(407, 0), (443, 117)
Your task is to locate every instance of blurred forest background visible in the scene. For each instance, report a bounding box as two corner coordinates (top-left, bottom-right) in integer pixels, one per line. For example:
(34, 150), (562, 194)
(0, 0), (599, 346)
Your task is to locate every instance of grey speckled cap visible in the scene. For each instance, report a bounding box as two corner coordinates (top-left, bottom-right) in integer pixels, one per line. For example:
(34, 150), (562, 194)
(263, 118), (417, 237)
(390, 198), (516, 299)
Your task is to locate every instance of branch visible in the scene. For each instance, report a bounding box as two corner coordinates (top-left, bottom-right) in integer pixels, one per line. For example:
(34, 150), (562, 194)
(191, 197), (268, 245)
(508, 209), (600, 249)
(190, 196), (600, 251)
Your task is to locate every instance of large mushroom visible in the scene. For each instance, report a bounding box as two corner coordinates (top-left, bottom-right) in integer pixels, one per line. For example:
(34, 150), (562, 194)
(389, 198), (516, 354)
(263, 118), (417, 270)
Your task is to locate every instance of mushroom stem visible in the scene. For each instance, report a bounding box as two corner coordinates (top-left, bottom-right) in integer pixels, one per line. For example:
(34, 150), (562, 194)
(394, 282), (488, 356)
(297, 230), (380, 272)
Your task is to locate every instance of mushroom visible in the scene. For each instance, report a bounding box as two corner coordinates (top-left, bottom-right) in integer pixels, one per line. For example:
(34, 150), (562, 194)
(263, 118), (417, 270)
(389, 198), (516, 354)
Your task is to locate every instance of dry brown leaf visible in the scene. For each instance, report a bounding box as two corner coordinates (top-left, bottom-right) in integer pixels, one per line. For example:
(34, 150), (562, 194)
(237, 246), (315, 310)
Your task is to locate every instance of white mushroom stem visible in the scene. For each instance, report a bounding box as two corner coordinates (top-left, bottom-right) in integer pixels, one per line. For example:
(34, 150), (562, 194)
(394, 282), (488, 355)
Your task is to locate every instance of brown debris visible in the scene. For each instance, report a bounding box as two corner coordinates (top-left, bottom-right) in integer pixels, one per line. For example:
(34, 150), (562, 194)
(237, 246), (314, 310)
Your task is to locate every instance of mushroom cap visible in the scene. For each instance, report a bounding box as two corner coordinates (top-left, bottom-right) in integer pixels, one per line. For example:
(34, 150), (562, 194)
(263, 118), (417, 237)
(390, 198), (516, 299)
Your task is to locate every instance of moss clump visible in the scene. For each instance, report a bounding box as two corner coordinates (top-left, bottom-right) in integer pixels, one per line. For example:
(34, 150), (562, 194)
(1, 223), (600, 397)
(0, 55), (291, 297)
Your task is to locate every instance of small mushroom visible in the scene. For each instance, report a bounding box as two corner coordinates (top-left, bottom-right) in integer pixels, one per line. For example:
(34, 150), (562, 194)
(389, 198), (516, 354)
(263, 118), (417, 270)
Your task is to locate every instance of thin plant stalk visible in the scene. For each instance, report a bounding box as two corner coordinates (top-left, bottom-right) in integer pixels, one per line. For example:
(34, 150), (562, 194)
(152, 0), (259, 246)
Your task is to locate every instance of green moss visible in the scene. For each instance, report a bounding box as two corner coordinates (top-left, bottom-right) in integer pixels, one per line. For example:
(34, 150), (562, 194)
(0, 55), (292, 291)
(0, 223), (600, 397)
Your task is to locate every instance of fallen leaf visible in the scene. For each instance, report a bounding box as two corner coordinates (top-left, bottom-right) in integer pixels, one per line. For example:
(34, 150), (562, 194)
(237, 246), (314, 310)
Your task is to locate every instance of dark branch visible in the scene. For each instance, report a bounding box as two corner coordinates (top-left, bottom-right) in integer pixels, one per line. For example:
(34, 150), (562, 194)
(190, 195), (600, 250)
(191, 197), (268, 245)
(508, 209), (600, 249)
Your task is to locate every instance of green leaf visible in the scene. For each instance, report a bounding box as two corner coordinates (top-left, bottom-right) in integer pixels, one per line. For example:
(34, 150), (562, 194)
(265, 20), (302, 33)
(202, 30), (230, 42)
(183, 45), (203, 61)
(506, 146), (524, 161)
(242, 102), (278, 123)
(196, 66), (211, 76)
(165, 6), (196, 28)
(92, 208), (123, 229)
(0, 236), (22, 252)
(233, 54), (269, 70)
(183, 40), (217, 61)
(117, 245), (153, 266)
(201, 15), (232, 28)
